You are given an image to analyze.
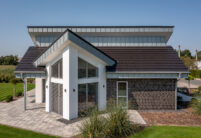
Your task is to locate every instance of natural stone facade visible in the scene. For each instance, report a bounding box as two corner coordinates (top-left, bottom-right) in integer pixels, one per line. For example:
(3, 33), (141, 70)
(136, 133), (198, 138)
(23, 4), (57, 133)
(107, 79), (176, 110)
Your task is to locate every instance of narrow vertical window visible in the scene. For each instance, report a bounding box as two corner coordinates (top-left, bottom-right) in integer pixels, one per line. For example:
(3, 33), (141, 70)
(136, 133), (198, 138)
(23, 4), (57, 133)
(51, 59), (63, 78)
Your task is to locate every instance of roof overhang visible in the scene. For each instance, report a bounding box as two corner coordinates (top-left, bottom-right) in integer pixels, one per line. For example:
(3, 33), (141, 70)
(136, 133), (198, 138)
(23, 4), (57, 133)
(28, 26), (174, 44)
(107, 72), (189, 79)
(15, 72), (46, 79)
(34, 29), (116, 66)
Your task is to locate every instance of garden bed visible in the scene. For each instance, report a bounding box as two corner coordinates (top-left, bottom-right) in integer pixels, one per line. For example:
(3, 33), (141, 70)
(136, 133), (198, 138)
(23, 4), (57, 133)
(139, 108), (201, 126)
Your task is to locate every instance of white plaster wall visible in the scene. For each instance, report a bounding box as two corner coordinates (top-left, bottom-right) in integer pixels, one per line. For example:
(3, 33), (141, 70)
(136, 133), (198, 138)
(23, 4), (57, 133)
(45, 42), (108, 120)
(196, 61), (201, 69)
(45, 64), (52, 112)
(98, 64), (107, 110)
(63, 46), (78, 120)
(35, 78), (43, 103)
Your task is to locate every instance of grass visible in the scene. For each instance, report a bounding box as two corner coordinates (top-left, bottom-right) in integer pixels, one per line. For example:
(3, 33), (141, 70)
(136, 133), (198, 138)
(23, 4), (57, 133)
(0, 83), (35, 101)
(0, 124), (59, 138)
(130, 126), (201, 138)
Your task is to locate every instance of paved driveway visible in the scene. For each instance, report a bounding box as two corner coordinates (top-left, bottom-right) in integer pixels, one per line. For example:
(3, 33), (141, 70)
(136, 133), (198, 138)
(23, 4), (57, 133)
(0, 89), (145, 138)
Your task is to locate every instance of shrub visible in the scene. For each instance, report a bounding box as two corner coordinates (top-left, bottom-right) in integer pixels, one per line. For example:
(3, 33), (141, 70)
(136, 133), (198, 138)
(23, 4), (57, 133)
(191, 98), (201, 116)
(5, 95), (13, 102)
(80, 108), (106, 138)
(186, 75), (194, 80)
(80, 104), (138, 138)
(105, 107), (137, 138)
(198, 86), (201, 92)
(27, 78), (35, 84)
(16, 91), (23, 97)
(190, 70), (201, 79)
(0, 65), (16, 82)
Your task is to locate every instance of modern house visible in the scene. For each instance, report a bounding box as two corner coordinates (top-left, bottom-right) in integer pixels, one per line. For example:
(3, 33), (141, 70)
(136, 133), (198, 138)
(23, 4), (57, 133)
(15, 26), (188, 120)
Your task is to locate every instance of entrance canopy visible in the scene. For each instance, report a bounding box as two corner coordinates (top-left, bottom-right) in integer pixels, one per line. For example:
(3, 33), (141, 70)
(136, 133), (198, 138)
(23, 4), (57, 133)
(15, 47), (47, 79)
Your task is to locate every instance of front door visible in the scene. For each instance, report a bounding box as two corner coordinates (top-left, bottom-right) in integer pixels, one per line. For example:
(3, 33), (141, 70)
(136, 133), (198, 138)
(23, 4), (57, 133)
(117, 81), (128, 108)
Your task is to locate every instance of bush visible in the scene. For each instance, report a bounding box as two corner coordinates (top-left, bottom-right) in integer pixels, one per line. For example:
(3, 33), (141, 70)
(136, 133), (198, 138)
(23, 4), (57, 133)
(198, 86), (201, 92)
(0, 55), (18, 65)
(191, 99), (201, 116)
(190, 70), (201, 79)
(16, 91), (23, 97)
(105, 107), (137, 138)
(80, 105), (138, 138)
(0, 65), (16, 83)
(5, 95), (13, 102)
(80, 108), (106, 138)
(186, 75), (194, 80)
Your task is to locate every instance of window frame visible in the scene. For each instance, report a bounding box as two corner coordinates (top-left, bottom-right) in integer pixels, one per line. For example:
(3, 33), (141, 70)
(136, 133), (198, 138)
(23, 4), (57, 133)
(116, 81), (128, 108)
(78, 58), (98, 79)
(51, 58), (63, 79)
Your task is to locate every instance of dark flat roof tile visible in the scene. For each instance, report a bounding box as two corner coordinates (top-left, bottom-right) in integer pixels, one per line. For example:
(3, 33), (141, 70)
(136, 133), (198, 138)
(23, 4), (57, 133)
(98, 46), (188, 72)
(15, 47), (47, 72)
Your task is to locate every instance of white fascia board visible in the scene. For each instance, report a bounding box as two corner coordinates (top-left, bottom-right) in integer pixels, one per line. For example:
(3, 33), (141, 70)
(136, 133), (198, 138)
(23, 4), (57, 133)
(109, 71), (189, 74)
(15, 72), (46, 79)
(107, 72), (189, 79)
(28, 27), (173, 33)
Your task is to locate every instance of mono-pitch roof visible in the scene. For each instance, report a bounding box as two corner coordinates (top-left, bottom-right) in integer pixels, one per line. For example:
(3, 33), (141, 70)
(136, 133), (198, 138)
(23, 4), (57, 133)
(98, 46), (188, 73)
(15, 47), (46, 73)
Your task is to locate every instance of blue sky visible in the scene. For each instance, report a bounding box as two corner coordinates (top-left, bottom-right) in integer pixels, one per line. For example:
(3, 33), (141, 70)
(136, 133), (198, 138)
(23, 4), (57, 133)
(0, 0), (201, 57)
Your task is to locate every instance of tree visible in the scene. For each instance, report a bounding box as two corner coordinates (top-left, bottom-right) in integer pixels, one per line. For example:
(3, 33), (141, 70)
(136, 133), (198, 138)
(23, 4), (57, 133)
(10, 78), (20, 97)
(197, 51), (201, 60)
(180, 56), (197, 69)
(0, 55), (18, 65)
(181, 49), (192, 58)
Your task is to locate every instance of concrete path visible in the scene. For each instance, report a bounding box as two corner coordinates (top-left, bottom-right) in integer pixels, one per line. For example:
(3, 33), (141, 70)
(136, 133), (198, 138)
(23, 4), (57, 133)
(0, 89), (145, 138)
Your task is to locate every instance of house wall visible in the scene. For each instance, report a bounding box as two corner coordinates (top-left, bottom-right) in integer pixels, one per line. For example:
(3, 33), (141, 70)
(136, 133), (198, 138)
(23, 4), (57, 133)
(45, 43), (107, 120)
(35, 78), (43, 103)
(196, 61), (201, 69)
(107, 79), (176, 110)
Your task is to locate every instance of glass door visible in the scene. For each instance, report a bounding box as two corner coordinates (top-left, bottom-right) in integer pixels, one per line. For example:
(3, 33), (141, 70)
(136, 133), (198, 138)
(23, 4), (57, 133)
(117, 81), (128, 108)
(78, 83), (98, 115)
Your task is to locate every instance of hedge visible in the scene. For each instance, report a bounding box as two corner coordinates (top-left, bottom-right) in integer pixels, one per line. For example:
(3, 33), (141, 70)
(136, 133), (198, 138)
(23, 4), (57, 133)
(190, 70), (201, 79)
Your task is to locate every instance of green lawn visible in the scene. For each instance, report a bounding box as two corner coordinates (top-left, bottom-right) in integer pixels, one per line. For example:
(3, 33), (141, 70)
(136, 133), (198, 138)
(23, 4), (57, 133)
(130, 126), (201, 138)
(0, 124), (59, 138)
(0, 83), (35, 101)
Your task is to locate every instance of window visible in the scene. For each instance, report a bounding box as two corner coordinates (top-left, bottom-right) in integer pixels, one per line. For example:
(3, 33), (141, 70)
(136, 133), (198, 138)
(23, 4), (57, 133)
(52, 59), (63, 78)
(78, 83), (98, 114)
(117, 81), (128, 108)
(78, 58), (87, 78)
(78, 58), (98, 79)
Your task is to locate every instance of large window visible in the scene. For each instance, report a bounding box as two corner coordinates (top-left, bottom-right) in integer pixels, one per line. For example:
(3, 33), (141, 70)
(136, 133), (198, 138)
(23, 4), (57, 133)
(78, 83), (98, 114)
(78, 58), (98, 79)
(52, 59), (63, 78)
